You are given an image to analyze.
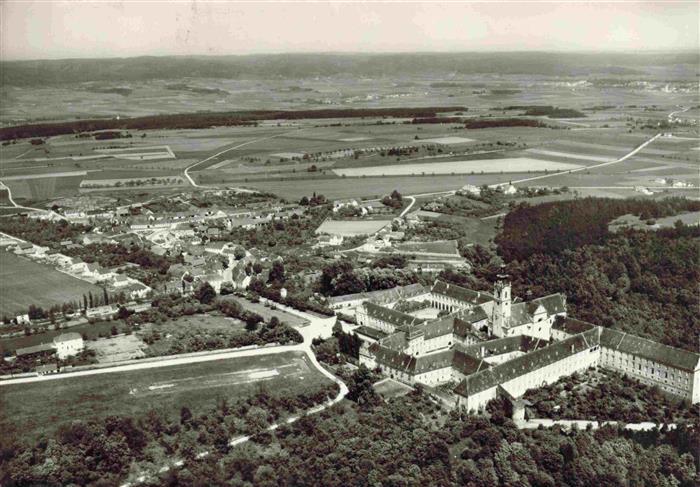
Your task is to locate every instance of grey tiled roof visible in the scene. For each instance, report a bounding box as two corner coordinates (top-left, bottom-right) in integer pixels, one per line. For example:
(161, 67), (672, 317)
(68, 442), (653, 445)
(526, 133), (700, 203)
(431, 280), (495, 305)
(600, 328), (700, 372)
(455, 327), (600, 397)
(363, 302), (425, 328)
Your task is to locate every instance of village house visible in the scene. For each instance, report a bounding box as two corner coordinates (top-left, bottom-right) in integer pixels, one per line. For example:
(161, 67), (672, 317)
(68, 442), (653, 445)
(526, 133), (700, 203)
(53, 333), (84, 359)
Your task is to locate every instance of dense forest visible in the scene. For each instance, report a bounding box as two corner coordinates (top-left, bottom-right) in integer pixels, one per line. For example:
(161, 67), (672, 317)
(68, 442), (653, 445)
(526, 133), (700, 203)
(496, 197), (700, 261)
(0, 107), (464, 141)
(2, 380), (696, 486)
(491, 198), (700, 351)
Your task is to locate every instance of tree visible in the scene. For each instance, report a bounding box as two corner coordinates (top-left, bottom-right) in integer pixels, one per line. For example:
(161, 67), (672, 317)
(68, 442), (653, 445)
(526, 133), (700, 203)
(268, 261), (285, 285)
(346, 365), (380, 407)
(245, 406), (269, 435)
(194, 282), (216, 305)
(219, 281), (234, 295)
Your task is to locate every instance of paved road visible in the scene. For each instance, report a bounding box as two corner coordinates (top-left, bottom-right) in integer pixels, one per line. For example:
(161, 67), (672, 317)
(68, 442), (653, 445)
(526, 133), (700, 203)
(490, 132), (662, 189)
(399, 196), (416, 218)
(516, 418), (677, 432)
(117, 304), (347, 487)
(0, 180), (64, 219)
(183, 129), (303, 188)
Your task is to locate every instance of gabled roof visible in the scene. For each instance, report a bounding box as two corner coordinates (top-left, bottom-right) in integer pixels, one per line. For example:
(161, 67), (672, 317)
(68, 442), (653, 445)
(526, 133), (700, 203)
(600, 328), (700, 372)
(552, 317), (595, 335)
(355, 325), (388, 341)
(531, 293), (566, 315)
(420, 314), (455, 340)
(457, 335), (548, 359)
(452, 349), (491, 376)
(53, 332), (82, 343)
(329, 283), (427, 305)
(16, 343), (55, 357)
(455, 328), (599, 397)
(431, 280), (494, 305)
(363, 302), (424, 329)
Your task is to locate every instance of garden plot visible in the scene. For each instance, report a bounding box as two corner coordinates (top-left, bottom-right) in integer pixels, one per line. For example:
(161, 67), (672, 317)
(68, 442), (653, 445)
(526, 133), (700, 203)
(525, 149), (612, 163)
(88, 335), (148, 363)
(333, 158), (580, 177)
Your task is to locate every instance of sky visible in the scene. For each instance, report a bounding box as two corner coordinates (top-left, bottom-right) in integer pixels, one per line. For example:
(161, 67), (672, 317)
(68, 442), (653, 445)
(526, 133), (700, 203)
(1, 1), (698, 61)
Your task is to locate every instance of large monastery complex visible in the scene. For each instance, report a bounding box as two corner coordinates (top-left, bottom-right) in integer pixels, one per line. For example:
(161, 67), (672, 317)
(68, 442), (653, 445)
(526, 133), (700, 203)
(338, 280), (700, 411)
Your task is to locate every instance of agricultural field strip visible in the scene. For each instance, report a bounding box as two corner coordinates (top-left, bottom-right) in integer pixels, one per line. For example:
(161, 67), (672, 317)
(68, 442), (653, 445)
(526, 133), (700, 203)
(525, 149), (612, 162)
(333, 158), (580, 177)
(496, 132), (663, 188)
(0, 170), (88, 180)
(184, 128), (303, 187)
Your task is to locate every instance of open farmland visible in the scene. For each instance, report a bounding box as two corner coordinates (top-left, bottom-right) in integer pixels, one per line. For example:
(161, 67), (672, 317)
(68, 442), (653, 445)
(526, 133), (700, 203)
(235, 173), (529, 200)
(316, 218), (392, 236)
(0, 351), (333, 442)
(333, 157), (580, 177)
(0, 251), (103, 317)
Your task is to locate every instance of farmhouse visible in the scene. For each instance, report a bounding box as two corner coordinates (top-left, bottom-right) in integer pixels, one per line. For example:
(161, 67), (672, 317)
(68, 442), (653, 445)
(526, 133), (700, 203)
(53, 333), (84, 359)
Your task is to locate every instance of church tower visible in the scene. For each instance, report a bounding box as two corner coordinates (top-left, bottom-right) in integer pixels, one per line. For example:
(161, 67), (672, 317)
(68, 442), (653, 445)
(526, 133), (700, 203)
(492, 278), (512, 337)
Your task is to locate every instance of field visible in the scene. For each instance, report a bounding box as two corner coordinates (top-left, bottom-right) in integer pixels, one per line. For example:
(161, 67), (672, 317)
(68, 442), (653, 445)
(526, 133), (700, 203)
(88, 334), (147, 363)
(226, 297), (309, 327)
(332, 157), (581, 177)
(0, 351), (332, 441)
(1, 73), (698, 206)
(373, 377), (414, 399)
(234, 173), (527, 201)
(316, 218), (392, 236)
(0, 251), (104, 318)
(609, 211), (700, 232)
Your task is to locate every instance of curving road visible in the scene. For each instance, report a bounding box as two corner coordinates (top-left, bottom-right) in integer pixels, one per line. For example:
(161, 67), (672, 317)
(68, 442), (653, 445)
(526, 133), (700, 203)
(490, 132), (662, 189)
(183, 129), (303, 188)
(0, 180), (64, 219)
(118, 306), (348, 487)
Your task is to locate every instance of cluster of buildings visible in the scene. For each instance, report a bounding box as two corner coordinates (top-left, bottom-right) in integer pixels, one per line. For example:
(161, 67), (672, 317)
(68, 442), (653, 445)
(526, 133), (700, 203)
(1, 235), (151, 305)
(345, 280), (699, 411)
(15, 332), (84, 371)
(348, 238), (470, 273)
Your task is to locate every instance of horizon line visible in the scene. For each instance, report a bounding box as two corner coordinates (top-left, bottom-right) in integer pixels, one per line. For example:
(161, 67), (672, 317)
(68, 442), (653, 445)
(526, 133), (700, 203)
(3, 48), (699, 63)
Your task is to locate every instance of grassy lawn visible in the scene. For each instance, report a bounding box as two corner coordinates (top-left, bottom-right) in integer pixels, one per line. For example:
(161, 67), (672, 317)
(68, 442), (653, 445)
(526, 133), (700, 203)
(0, 251), (104, 317)
(0, 351), (331, 442)
(224, 297), (308, 327)
(136, 313), (247, 356)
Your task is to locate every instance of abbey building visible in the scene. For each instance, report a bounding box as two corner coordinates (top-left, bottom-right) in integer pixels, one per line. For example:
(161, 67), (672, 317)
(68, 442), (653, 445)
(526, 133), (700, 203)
(350, 280), (700, 411)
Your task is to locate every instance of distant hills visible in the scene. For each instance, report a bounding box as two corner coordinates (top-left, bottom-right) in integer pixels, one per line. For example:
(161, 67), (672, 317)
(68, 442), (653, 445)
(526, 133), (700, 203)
(1, 52), (698, 86)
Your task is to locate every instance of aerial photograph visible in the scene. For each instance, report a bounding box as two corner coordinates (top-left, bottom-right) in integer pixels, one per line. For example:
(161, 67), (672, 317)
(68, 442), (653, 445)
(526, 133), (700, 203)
(0, 1), (698, 485)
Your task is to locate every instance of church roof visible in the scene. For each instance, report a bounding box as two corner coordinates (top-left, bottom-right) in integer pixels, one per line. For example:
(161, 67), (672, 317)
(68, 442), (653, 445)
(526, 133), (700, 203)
(532, 293), (567, 315)
(599, 328), (700, 372)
